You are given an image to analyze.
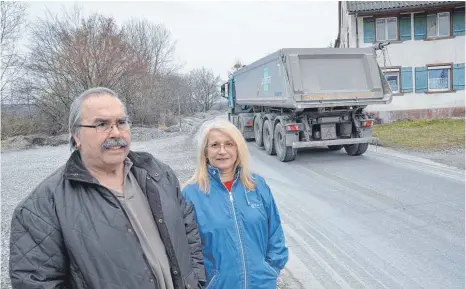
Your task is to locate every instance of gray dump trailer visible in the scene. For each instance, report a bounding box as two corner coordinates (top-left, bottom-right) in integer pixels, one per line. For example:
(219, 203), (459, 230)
(221, 46), (393, 162)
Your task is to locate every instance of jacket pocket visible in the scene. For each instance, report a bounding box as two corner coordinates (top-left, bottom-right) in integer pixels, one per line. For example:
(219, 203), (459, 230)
(264, 261), (279, 278)
(204, 269), (220, 289)
(183, 271), (198, 289)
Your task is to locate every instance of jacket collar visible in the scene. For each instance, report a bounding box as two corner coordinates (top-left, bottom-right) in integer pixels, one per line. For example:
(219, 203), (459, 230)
(207, 164), (241, 183)
(63, 150), (96, 184)
(64, 150), (162, 183)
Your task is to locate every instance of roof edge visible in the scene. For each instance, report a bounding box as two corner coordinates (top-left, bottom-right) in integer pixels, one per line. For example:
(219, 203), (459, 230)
(347, 2), (464, 15)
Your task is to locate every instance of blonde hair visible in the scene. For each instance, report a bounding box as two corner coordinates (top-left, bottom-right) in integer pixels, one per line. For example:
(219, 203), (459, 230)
(185, 119), (256, 193)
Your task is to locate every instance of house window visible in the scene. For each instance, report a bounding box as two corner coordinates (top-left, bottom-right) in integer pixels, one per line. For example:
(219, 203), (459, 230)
(428, 65), (451, 92)
(427, 12), (451, 37)
(376, 17), (398, 41)
(383, 68), (400, 93)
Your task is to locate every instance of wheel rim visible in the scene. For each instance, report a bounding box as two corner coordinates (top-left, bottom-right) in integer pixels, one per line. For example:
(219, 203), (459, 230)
(264, 122), (271, 149)
(255, 119), (262, 142)
(276, 127), (284, 156)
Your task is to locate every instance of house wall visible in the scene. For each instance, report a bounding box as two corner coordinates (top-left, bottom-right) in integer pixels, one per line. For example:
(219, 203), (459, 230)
(340, 6), (465, 122)
(339, 4), (359, 48)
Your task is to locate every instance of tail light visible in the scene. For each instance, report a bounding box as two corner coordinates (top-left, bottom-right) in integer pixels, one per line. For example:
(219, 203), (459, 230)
(361, 120), (373, 127)
(285, 123), (304, 131)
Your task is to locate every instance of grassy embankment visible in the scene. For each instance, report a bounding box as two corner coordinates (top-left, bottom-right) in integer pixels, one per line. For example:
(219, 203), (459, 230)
(373, 118), (465, 150)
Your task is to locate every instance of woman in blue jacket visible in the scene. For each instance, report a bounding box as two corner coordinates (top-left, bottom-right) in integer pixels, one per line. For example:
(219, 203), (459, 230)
(182, 119), (289, 289)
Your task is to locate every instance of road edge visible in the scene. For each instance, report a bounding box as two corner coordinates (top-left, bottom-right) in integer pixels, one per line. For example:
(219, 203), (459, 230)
(368, 144), (465, 172)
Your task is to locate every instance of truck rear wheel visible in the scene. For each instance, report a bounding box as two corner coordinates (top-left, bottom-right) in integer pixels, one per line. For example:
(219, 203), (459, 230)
(274, 122), (297, 162)
(239, 118), (253, 141)
(254, 117), (264, 148)
(263, 119), (276, 155)
(355, 143), (369, 155)
(344, 143), (369, 156)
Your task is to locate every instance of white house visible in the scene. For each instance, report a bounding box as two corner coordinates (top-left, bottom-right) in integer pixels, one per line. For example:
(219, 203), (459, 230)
(336, 1), (465, 122)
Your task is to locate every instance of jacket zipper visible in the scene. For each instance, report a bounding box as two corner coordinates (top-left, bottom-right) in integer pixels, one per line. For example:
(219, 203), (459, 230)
(224, 179), (247, 289)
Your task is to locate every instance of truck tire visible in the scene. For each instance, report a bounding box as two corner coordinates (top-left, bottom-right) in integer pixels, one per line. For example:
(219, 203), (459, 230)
(344, 143), (368, 156)
(328, 145), (343, 151)
(355, 143), (369, 155)
(254, 116), (264, 148)
(239, 118), (250, 141)
(263, 119), (276, 155)
(274, 122), (297, 162)
(344, 144), (359, 156)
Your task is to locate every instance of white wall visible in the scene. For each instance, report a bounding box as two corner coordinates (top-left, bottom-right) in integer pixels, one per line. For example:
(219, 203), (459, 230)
(339, 14), (466, 113)
(368, 91), (465, 112)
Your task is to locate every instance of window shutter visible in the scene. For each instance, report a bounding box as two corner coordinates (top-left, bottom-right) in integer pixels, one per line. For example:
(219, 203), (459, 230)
(453, 8), (465, 36)
(363, 18), (375, 43)
(399, 16), (412, 40)
(415, 67), (427, 93)
(414, 14), (427, 40)
(453, 63), (465, 90)
(401, 67), (413, 93)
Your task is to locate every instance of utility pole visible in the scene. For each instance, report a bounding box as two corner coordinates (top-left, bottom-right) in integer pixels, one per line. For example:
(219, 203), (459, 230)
(178, 94), (182, 132)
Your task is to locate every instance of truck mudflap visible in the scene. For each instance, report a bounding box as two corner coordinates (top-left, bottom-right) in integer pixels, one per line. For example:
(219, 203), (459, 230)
(292, 137), (378, 149)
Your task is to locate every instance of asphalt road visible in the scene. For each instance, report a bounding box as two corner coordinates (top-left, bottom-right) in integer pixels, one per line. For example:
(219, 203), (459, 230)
(248, 142), (465, 289)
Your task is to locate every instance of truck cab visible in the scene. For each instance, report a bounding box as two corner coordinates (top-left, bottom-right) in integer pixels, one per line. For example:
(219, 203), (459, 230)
(221, 77), (252, 122)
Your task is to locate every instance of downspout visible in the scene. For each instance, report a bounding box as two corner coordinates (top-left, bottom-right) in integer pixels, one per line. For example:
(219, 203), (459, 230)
(335, 1), (342, 48)
(355, 12), (359, 47)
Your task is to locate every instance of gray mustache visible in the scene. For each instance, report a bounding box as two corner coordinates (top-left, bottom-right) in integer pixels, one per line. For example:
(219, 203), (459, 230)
(102, 139), (128, 151)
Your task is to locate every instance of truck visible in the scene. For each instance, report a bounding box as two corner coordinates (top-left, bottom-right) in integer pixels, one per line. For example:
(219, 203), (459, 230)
(220, 46), (393, 162)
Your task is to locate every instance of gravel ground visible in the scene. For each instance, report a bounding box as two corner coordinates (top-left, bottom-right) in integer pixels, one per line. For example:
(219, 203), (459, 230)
(0, 110), (293, 289)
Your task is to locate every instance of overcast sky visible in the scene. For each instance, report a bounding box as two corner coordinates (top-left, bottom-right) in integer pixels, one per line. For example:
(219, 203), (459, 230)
(25, 1), (338, 78)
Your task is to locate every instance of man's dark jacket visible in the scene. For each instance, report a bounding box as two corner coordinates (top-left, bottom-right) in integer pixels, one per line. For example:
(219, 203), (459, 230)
(9, 150), (206, 289)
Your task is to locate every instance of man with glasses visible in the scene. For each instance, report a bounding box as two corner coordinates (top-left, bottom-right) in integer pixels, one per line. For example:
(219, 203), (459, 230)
(9, 87), (206, 289)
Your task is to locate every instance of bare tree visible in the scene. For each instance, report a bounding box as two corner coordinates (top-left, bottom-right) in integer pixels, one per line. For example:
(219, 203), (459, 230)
(233, 60), (243, 71)
(176, 74), (198, 115)
(187, 67), (221, 112)
(0, 1), (27, 104)
(123, 19), (179, 77)
(120, 18), (181, 127)
(25, 7), (144, 133)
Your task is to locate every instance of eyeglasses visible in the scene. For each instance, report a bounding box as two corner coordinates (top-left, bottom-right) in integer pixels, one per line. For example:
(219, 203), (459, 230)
(79, 120), (132, 133)
(207, 141), (236, 150)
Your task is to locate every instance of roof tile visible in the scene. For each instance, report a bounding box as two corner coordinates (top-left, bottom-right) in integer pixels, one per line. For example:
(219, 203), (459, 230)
(346, 1), (459, 13)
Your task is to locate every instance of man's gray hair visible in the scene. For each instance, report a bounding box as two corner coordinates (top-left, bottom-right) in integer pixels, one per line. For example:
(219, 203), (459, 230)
(68, 87), (126, 150)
